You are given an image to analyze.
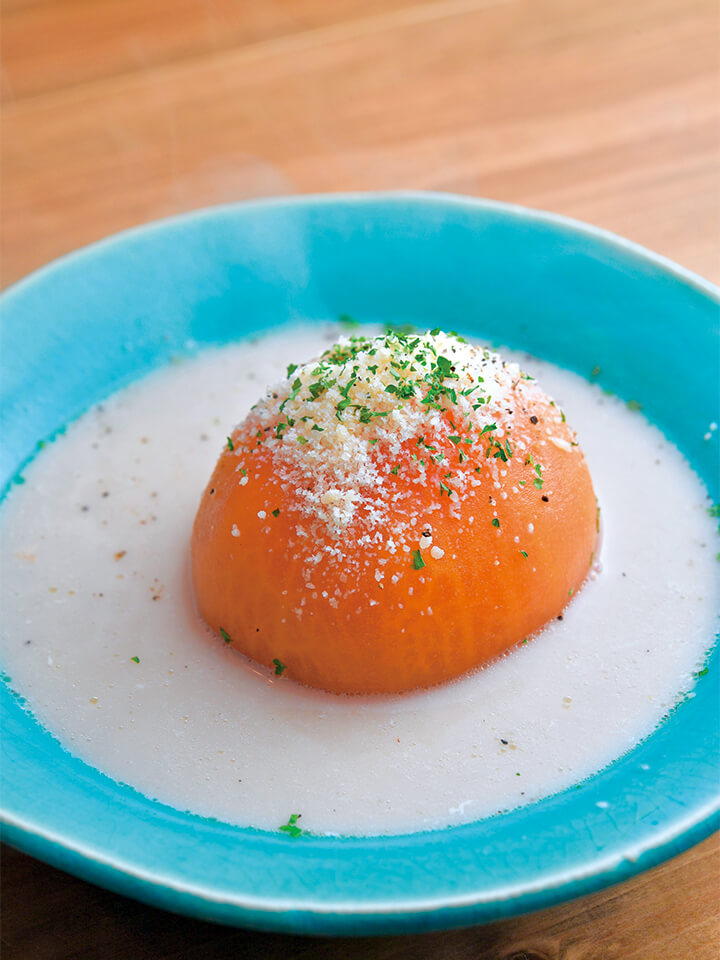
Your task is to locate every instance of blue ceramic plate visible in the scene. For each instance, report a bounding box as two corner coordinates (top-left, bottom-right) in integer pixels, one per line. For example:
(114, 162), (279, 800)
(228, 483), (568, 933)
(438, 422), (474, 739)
(1, 193), (718, 935)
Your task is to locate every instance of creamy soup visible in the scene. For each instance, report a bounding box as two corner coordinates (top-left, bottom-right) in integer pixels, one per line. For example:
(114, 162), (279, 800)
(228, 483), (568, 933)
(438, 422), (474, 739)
(0, 326), (716, 836)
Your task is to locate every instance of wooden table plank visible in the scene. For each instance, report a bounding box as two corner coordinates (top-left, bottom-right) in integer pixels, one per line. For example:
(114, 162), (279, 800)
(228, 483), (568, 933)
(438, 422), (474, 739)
(1, 0), (719, 955)
(0, 0), (423, 100)
(2, 0), (718, 286)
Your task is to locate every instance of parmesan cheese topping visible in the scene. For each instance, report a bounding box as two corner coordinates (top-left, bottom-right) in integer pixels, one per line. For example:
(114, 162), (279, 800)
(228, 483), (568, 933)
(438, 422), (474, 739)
(229, 330), (576, 539)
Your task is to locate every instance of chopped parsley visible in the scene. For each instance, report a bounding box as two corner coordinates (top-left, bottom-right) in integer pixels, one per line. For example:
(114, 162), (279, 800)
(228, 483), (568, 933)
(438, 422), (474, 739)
(271, 508), (280, 517)
(339, 313), (360, 329)
(130, 656), (140, 664)
(411, 549), (426, 570)
(385, 322), (418, 336)
(226, 436), (235, 451)
(524, 455), (544, 490)
(491, 518), (500, 528)
(520, 550), (528, 558)
(279, 813), (303, 837)
(272, 658), (286, 676)
(219, 627), (232, 644)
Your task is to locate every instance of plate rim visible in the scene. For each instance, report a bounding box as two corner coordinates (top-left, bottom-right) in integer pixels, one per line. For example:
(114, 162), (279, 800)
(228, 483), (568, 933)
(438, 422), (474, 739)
(1, 190), (718, 933)
(2, 190), (719, 306)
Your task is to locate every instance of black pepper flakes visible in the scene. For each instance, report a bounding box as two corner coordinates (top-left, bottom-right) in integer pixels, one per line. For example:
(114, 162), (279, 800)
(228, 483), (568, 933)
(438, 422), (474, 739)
(530, 415), (538, 424)
(541, 495), (549, 502)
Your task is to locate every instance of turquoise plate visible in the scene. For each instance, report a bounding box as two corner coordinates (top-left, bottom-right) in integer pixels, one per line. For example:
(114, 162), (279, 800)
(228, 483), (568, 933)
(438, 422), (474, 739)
(1, 193), (718, 935)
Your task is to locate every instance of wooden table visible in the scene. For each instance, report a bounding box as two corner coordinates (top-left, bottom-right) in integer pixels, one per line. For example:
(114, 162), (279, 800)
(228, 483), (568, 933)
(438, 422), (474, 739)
(1, 0), (719, 956)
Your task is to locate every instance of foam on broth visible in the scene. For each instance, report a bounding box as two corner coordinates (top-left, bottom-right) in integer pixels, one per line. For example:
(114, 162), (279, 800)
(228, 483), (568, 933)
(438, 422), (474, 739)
(0, 326), (717, 836)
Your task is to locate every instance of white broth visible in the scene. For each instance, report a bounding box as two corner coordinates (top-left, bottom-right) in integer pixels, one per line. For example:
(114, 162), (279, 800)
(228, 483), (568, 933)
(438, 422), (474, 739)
(0, 327), (717, 836)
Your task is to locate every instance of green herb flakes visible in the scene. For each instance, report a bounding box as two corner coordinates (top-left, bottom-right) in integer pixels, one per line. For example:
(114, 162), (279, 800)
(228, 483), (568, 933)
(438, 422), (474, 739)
(411, 549), (426, 570)
(219, 627), (232, 644)
(279, 813), (303, 837)
(273, 658), (286, 676)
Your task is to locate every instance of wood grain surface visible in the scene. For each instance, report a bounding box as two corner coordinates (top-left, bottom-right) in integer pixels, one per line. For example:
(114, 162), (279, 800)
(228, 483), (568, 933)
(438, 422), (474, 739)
(1, 0), (719, 956)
